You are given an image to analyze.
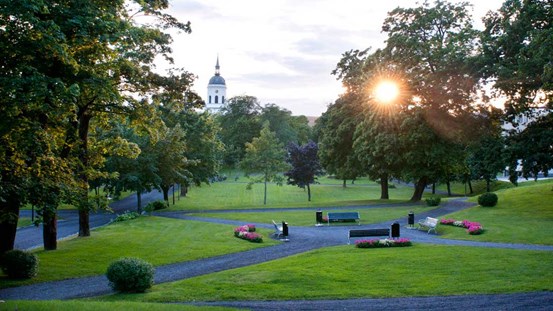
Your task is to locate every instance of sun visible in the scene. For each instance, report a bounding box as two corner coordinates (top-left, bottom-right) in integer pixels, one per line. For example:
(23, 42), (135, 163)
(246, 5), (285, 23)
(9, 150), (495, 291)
(374, 80), (400, 103)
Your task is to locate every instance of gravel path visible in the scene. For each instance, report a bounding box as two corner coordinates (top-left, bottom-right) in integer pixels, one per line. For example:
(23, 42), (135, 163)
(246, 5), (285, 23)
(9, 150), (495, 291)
(4, 195), (553, 310)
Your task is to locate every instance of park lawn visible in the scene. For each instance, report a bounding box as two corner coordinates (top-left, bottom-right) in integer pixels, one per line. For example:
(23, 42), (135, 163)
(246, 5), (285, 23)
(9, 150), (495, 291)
(0, 300), (234, 311)
(170, 182), (415, 211)
(437, 180), (553, 245)
(98, 244), (553, 303)
(17, 217), (32, 228)
(0, 217), (278, 289)
(190, 204), (430, 227)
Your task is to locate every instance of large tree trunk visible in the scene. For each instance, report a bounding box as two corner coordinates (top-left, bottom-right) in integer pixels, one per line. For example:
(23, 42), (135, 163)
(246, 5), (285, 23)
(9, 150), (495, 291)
(161, 184), (170, 202)
(43, 209), (57, 250)
(77, 111), (92, 237)
(0, 193), (21, 253)
(180, 184), (188, 197)
(468, 179), (473, 194)
(432, 183), (436, 194)
(446, 180), (452, 196)
(410, 177), (428, 202)
(307, 184), (311, 201)
(486, 179), (491, 192)
(342, 179), (346, 188)
(380, 174), (389, 200)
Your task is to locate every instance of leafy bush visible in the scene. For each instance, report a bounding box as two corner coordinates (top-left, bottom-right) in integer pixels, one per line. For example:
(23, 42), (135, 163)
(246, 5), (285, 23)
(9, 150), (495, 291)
(1, 249), (39, 279)
(106, 257), (154, 293)
(145, 200), (168, 211)
(425, 196), (441, 206)
(112, 211), (140, 222)
(234, 224), (263, 243)
(478, 192), (498, 207)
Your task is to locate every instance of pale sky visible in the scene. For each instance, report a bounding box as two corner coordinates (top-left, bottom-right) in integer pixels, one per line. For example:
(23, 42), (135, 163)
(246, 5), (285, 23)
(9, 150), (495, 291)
(164, 0), (506, 117)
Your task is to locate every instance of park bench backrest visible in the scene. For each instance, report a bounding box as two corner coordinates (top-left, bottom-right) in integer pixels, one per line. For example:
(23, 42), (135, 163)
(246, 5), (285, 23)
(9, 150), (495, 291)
(327, 212), (360, 220)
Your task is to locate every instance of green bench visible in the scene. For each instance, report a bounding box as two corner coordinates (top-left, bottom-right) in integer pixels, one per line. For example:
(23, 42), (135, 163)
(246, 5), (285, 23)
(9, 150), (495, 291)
(327, 212), (360, 226)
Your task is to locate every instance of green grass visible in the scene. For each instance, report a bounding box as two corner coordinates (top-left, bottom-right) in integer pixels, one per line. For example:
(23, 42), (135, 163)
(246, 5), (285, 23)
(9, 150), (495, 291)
(17, 217), (32, 228)
(437, 179), (553, 245)
(99, 244), (553, 303)
(434, 179), (514, 197)
(191, 204), (431, 226)
(171, 181), (415, 211)
(0, 300), (234, 311)
(0, 217), (278, 289)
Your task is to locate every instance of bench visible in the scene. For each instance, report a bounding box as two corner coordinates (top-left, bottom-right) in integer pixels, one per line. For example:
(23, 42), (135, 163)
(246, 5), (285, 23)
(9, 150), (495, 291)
(327, 212), (360, 226)
(272, 220), (283, 238)
(348, 228), (390, 244)
(418, 217), (438, 234)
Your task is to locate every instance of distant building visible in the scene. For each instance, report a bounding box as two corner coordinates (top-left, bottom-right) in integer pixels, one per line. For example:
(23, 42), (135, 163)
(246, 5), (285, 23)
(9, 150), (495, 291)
(205, 56), (227, 113)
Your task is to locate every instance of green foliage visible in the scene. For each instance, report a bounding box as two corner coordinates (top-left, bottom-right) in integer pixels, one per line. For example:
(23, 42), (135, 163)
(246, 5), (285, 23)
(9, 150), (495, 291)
(478, 192), (498, 207)
(113, 211), (141, 223)
(1, 249), (39, 279)
(145, 200), (169, 212)
(106, 257), (155, 293)
(425, 196), (441, 207)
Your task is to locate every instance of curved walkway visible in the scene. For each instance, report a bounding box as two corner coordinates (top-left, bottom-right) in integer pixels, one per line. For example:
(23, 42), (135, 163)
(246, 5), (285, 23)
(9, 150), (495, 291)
(4, 196), (553, 310)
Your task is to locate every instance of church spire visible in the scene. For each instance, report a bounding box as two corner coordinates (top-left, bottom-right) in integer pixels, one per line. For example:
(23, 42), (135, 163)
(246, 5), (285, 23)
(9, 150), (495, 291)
(215, 55), (220, 76)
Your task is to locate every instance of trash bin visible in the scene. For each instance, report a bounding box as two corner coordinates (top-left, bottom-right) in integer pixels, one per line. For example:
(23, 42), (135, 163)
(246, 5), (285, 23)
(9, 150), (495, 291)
(316, 211), (323, 224)
(282, 221), (289, 237)
(391, 222), (400, 238)
(408, 211), (414, 227)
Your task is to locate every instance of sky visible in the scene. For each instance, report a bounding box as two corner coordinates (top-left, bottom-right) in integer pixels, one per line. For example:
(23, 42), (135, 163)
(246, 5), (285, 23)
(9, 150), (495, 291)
(163, 0), (506, 117)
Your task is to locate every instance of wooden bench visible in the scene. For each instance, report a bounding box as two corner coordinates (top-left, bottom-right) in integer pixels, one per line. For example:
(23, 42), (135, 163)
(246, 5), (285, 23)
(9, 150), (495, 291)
(348, 228), (390, 244)
(418, 217), (438, 234)
(327, 212), (360, 225)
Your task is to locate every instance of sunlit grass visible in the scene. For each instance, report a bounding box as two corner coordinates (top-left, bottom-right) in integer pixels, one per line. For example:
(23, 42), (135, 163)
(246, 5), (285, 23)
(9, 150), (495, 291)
(191, 204), (431, 226)
(17, 217), (32, 228)
(98, 244), (553, 302)
(437, 179), (553, 245)
(0, 300), (234, 311)
(170, 181), (415, 211)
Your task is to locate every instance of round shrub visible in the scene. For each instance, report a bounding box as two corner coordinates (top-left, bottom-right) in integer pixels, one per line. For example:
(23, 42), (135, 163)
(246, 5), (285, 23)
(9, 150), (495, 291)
(425, 196), (441, 207)
(146, 200), (168, 211)
(106, 257), (154, 293)
(478, 192), (498, 207)
(1, 249), (39, 279)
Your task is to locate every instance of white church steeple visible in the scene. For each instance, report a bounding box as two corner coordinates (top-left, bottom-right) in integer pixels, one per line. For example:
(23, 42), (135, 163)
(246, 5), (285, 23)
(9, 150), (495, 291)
(206, 56), (227, 113)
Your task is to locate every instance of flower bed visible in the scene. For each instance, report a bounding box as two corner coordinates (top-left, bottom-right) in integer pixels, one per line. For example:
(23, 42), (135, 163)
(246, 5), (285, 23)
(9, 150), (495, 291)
(233, 224), (263, 243)
(355, 238), (412, 248)
(440, 218), (484, 235)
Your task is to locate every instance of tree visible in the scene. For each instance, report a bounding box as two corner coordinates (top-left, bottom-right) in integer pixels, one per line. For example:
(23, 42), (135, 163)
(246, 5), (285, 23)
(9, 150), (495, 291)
(506, 113), (553, 182)
(480, 0), (552, 116)
(260, 104), (310, 146)
(284, 141), (324, 201)
(218, 96), (262, 166)
(468, 135), (506, 192)
(240, 122), (289, 205)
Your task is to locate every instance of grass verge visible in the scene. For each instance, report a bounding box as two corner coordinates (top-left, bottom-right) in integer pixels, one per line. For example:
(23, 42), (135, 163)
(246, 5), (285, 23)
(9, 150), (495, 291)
(0, 217), (277, 289)
(190, 204), (432, 226)
(98, 244), (553, 302)
(0, 300), (234, 311)
(17, 217), (32, 228)
(437, 180), (553, 245)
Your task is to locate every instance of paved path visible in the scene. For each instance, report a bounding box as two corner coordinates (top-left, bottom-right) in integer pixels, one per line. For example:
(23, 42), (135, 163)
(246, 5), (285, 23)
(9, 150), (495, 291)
(4, 192), (553, 310)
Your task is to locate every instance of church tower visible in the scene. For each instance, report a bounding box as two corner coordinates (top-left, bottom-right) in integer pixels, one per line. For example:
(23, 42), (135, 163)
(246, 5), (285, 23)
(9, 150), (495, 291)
(206, 56), (227, 113)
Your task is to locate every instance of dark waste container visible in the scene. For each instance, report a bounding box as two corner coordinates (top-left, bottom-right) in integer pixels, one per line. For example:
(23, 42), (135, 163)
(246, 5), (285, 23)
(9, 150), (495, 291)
(282, 221), (289, 237)
(316, 211), (323, 224)
(391, 222), (400, 238)
(408, 211), (414, 227)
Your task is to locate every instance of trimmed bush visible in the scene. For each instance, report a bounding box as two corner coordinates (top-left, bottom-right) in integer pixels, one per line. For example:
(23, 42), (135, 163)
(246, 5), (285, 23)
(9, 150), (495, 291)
(478, 192), (498, 207)
(1, 249), (39, 279)
(112, 211), (140, 222)
(106, 257), (154, 293)
(425, 196), (441, 206)
(145, 200), (169, 211)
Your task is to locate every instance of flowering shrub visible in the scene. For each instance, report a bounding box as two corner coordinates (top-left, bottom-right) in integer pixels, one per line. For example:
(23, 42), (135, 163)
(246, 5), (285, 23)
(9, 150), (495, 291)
(233, 224), (263, 243)
(440, 218), (484, 235)
(355, 238), (412, 248)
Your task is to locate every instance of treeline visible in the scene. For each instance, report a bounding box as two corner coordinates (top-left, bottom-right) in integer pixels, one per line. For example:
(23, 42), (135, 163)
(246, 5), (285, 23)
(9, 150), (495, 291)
(314, 0), (552, 201)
